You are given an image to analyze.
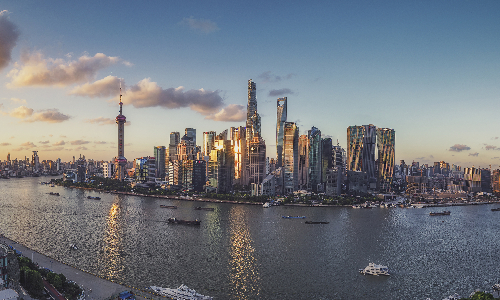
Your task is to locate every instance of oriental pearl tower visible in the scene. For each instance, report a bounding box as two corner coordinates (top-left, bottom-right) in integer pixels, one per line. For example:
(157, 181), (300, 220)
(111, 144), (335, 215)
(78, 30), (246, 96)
(114, 87), (127, 181)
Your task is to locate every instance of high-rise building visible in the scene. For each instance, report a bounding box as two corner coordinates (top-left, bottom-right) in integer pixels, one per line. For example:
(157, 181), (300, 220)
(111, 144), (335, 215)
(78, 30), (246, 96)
(192, 160), (207, 192)
(246, 79), (261, 140)
(203, 131), (216, 157)
(114, 89), (127, 181)
(169, 132), (180, 161)
(32, 151), (39, 173)
(321, 137), (333, 186)
(298, 135), (309, 190)
(347, 124), (376, 189)
(283, 122), (299, 194)
(154, 146), (166, 179)
(377, 128), (395, 192)
(207, 137), (234, 194)
(230, 126), (247, 185)
(276, 97), (287, 168)
(308, 127), (322, 192)
(185, 128), (196, 146)
(248, 135), (266, 185)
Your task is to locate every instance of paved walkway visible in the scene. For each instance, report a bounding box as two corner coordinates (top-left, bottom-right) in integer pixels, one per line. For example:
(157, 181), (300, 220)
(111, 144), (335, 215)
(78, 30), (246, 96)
(0, 235), (131, 300)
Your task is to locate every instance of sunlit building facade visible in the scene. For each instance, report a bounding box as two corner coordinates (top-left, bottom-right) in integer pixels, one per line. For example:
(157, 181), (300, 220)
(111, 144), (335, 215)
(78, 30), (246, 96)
(347, 124), (376, 189)
(230, 126), (247, 185)
(298, 135), (309, 190)
(283, 122), (299, 194)
(248, 135), (266, 185)
(376, 128), (395, 192)
(246, 79), (261, 140)
(276, 97), (287, 168)
(169, 132), (180, 161)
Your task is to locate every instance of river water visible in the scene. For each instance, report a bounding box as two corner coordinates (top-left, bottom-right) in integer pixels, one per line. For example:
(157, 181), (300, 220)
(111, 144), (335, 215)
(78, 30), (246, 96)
(1, 177), (500, 299)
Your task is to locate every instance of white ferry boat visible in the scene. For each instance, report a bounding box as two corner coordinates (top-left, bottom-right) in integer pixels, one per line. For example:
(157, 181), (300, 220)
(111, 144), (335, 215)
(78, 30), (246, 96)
(263, 202), (271, 208)
(150, 284), (213, 300)
(359, 263), (390, 276)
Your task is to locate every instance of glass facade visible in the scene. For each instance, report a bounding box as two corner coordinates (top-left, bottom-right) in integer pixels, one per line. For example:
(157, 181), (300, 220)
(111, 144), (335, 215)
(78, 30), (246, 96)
(283, 122), (298, 194)
(276, 97), (287, 168)
(376, 128), (395, 192)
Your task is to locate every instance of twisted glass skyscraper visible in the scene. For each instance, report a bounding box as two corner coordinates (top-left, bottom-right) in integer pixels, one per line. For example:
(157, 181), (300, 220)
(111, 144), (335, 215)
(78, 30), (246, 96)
(276, 97), (287, 168)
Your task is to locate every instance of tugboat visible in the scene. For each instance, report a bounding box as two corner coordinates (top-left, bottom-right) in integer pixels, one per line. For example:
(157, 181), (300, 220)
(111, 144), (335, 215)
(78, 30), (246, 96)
(167, 218), (201, 225)
(48, 192), (60, 196)
(429, 211), (451, 216)
(87, 196), (101, 200)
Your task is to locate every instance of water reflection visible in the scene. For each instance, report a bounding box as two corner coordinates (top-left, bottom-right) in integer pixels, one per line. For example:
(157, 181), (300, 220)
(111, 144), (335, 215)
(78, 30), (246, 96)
(229, 206), (260, 299)
(102, 200), (124, 280)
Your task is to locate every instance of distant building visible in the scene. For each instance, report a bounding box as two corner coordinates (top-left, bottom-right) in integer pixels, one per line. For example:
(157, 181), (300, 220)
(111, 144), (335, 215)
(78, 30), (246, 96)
(276, 97), (287, 168)
(283, 122), (299, 194)
(192, 160), (206, 192)
(464, 167), (482, 193)
(298, 135), (309, 190)
(248, 135), (266, 186)
(0, 243), (9, 288)
(377, 128), (395, 193)
(169, 132), (180, 161)
(246, 79), (261, 140)
(134, 157), (156, 183)
(154, 146), (166, 179)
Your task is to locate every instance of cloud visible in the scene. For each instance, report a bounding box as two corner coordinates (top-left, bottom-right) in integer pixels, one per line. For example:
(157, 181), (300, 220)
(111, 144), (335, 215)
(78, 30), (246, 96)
(468, 152), (479, 157)
(85, 117), (115, 125)
(9, 105), (33, 119)
(94, 141), (107, 144)
(123, 78), (224, 115)
(7, 52), (127, 87)
(44, 146), (64, 151)
(494, 137), (499, 140)
(26, 109), (70, 123)
(20, 141), (36, 148)
(70, 140), (90, 145)
(52, 140), (65, 146)
(205, 104), (246, 122)
(0, 10), (19, 71)
(484, 144), (499, 151)
(70, 75), (123, 97)
(0, 142), (11, 146)
(268, 88), (294, 97)
(180, 16), (219, 33)
(75, 146), (88, 151)
(258, 71), (295, 83)
(38, 140), (49, 144)
(10, 97), (27, 104)
(449, 144), (470, 152)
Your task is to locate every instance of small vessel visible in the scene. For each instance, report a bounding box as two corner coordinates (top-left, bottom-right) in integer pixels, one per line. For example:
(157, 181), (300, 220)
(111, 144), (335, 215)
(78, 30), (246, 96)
(282, 216), (306, 219)
(491, 208), (500, 212)
(359, 263), (389, 276)
(168, 218), (201, 225)
(194, 207), (215, 211)
(87, 196), (101, 200)
(160, 205), (177, 209)
(263, 202), (271, 208)
(150, 284), (212, 300)
(69, 244), (78, 250)
(442, 293), (461, 300)
(429, 211), (451, 216)
(492, 283), (500, 290)
(305, 221), (329, 224)
(49, 192), (60, 196)
(352, 205), (361, 208)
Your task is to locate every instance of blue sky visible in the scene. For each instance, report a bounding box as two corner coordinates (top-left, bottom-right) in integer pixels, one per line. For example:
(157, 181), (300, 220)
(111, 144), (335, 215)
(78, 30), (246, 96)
(1, 1), (500, 168)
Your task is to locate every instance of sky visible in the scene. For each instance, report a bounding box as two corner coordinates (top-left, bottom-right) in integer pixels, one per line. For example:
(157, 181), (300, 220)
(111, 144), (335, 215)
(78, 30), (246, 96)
(1, 1), (500, 169)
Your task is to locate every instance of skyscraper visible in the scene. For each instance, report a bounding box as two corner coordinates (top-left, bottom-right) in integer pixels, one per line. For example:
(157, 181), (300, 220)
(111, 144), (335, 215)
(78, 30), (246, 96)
(377, 128), (395, 192)
(276, 97), (287, 168)
(230, 126), (247, 185)
(248, 135), (266, 185)
(347, 125), (376, 185)
(308, 127), (322, 192)
(185, 128), (196, 146)
(114, 89), (127, 181)
(154, 146), (166, 179)
(169, 132), (180, 161)
(283, 122), (298, 194)
(298, 135), (309, 190)
(246, 79), (261, 140)
(203, 131), (216, 157)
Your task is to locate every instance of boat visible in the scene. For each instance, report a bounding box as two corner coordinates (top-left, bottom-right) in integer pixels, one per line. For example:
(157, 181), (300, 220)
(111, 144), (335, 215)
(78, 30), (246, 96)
(282, 216), (306, 219)
(359, 263), (389, 276)
(442, 293), (461, 300)
(69, 243), (78, 250)
(263, 202), (271, 208)
(48, 192), (60, 196)
(194, 207), (214, 211)
(87, 196), (101, 200)
(150, 284), (212, 300)
(352, 205), (361, 208)
(429, 211), (451, 216)
(167, 218), (201, 225)
(305, 221), (329, 224)
(491, 208), (500, 212)
(160, 205), (177, 209)
(492, 283), (500, 291)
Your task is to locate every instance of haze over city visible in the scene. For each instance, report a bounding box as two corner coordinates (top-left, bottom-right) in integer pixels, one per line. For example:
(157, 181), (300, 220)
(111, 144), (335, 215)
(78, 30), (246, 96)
(1, 1), (500, 168)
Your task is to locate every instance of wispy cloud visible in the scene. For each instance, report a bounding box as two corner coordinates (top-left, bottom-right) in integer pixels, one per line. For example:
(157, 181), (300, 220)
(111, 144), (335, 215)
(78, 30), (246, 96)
(70, 140), (90, 145)
(0, 142), (11, 146)
(7, 52), (128, 87)
(85, 117), (131, 126)
(258, 71), (295, 83)
(123, 78), (224, 116)
(484, 144), (499, 151)
(180, 16), (219, 33)
(0, 10), (19, 71)
(268, 88), (294, 97)
(468, 152), (479, 157)
(20, 141), (36, 148)
(52, 140), (65, 146)
(27, 109), (70, 123)
(38, 140), (50, 144)
(205, 104), (246, 122)
(94, 141), (107, 145)
(9, 106), (34, 119)
(70, 75), (123, 97)
(10, 97), (27, 104)
(449, 144), (471, 152)
(75, 146), (88, 151)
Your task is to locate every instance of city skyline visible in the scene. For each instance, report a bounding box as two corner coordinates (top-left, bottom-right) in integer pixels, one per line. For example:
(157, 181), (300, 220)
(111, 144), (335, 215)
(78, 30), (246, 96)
(1, 1), (500, 168)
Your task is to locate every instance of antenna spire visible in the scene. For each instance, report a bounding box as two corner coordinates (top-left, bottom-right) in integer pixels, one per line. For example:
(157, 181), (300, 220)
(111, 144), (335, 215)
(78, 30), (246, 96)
(119, 82), (123, 115)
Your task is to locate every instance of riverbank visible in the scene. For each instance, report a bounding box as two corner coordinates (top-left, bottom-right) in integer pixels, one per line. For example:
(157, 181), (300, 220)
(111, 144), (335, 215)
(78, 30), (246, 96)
(0, 235), (172, 300)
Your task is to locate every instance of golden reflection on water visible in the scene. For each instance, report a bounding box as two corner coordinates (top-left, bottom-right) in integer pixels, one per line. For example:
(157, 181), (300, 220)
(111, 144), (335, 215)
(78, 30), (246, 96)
(102, 200), (124, 279)
(229, 206), (260, 299)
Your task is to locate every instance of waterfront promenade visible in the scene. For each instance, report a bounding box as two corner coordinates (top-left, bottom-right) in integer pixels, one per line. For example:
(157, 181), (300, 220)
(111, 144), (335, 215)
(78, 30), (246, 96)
(0, 235), (165, 300)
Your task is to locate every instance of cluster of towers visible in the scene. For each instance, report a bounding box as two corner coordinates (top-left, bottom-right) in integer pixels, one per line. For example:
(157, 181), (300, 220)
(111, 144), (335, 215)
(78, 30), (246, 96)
(116, 79), (395, 195)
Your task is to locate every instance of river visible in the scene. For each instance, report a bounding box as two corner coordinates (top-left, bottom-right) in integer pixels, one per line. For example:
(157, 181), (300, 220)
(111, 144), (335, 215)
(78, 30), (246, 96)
(1, 176), (499, 299)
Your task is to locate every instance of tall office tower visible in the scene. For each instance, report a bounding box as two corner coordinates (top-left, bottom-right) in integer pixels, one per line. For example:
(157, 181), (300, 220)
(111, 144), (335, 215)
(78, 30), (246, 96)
(7, 153), (10, 162)
(192, 160), (207, 192)
(134, 157), (156, 182)
(154, 146), (166, 179)
(32, 151), (39, 173)
(376, 128), (395, 192)
(246, 79), (261, 140)
(185, 128), (196, 146)
(248, 135), (266, 185)
(308, 127), (322, 192)
(203, 131), (216, 157)
(230, 126), (247, 185)
(321, 137), (333, 185)
(332, 142), (346, 168)
(283, 122), (299, 194)
(177, 135), (196, 161)
(347, 124), (376, 187)
(276, 97), (287, 167)
(208, 138), (234, 194)
(114, 89), (127, 181)
(169, 132), (180, 161)
(298, 135), (309, 190)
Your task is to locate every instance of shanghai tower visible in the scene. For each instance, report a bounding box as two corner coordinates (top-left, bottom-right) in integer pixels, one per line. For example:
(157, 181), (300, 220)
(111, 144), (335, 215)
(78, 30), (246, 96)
(115, 88), (127, 181)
